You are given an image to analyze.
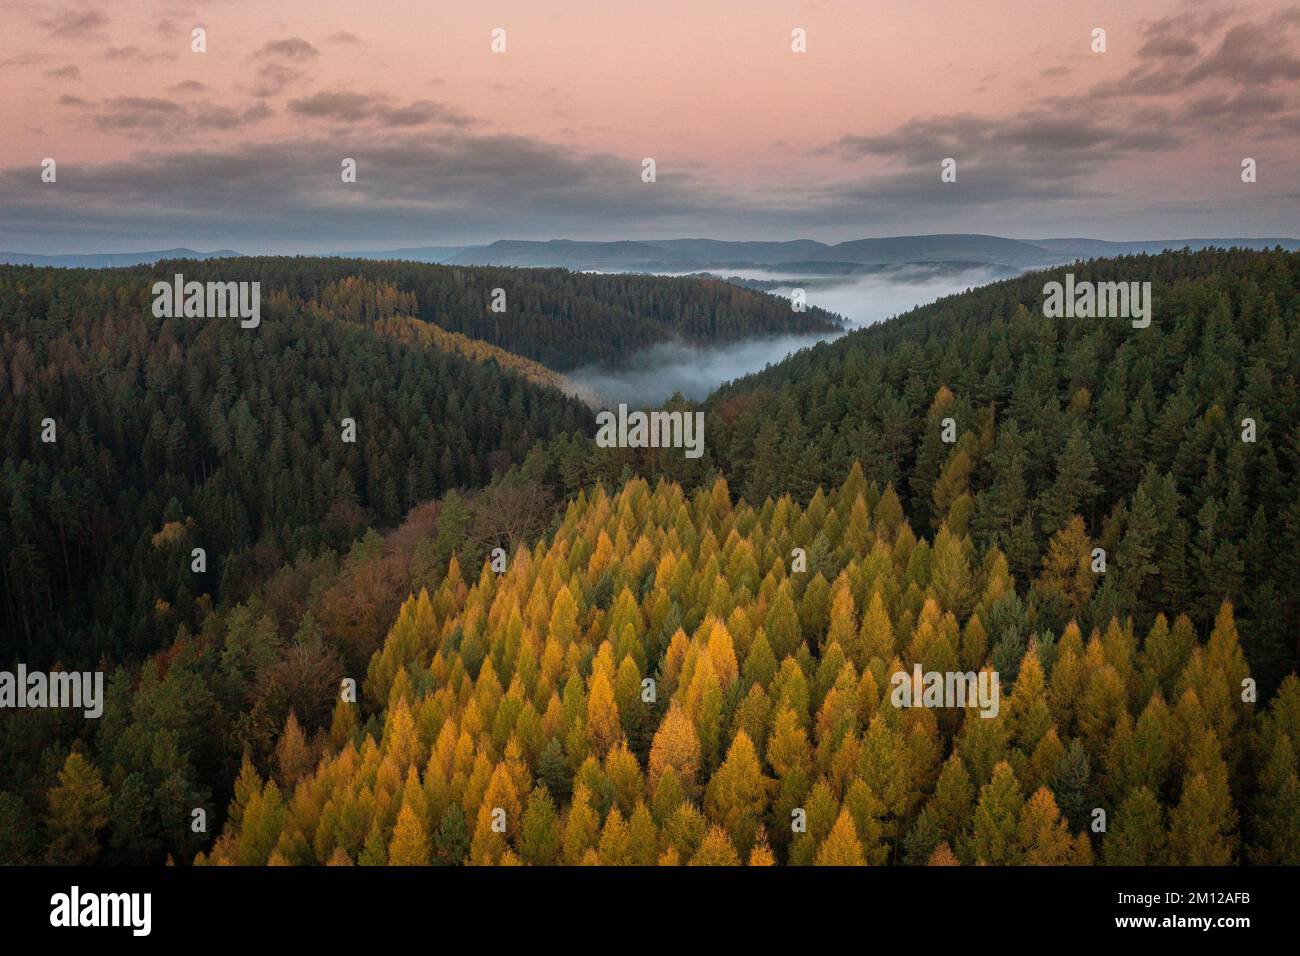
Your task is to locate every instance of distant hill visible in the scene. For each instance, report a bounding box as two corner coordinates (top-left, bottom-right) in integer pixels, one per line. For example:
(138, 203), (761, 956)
(0, 247), (240, 268)
(426, 234), (1300, 273)
(1031, 237), (1300, 259)
(448, 239), (691, 271)
(9, 235), (1300, 274)
(329, 246), (470, 263)
(820, 234), (1055, 268)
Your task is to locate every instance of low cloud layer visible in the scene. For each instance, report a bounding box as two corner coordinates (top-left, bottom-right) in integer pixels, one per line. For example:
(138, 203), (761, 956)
(569, 264), (1011, 406)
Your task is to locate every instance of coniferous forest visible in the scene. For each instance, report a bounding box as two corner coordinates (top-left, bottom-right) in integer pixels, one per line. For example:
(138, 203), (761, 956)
(2, 248), (1298, 869)
(9, 2), (1300, 944)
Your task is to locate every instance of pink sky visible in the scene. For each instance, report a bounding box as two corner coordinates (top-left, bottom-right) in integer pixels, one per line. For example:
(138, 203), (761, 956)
(2, 0), (1298, 250)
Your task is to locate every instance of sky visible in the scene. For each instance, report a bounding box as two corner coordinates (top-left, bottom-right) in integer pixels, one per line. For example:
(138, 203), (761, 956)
(1, 0), (1298, 252)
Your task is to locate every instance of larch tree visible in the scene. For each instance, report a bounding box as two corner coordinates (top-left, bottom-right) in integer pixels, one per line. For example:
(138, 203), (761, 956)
(971, 761), (1023, 865)
(388, 797), (430, 865)
(704, 730), (771, 858)
(45, 751), (111, 865)
(815, 808), (866, 866)
(649, 705), (702, 796)
(689, 825), (741, 866)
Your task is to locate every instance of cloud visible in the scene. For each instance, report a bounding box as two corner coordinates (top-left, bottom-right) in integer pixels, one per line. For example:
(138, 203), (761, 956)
(1093, 5), (1300, 97)
(1, 52), (51, 69)
(821, 4), (1300, 211)
(253, 37), (319, 60)
(46, 64), (81, 80)
(252, 62), (304, 97)
(1138, 35), (1199, 58)
(85, 96), (184, 130)
(104, 45), (176, 63)
(326, 31), (362, 45)
(38, 9), (108, 38)
(0, 127), (751, 248)
(827, 105), (1182, 190)
(1184, 17), (1300, 85)
(568, 266), (1012, 405)
(59, 93), (273, 135)
(287, 91), (474, 128)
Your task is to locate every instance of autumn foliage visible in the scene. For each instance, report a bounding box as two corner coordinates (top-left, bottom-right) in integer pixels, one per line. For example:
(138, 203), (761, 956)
(203, 465), (1300, 865)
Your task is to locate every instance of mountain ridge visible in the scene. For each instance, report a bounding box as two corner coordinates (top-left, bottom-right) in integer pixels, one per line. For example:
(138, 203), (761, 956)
(9, 235), (1300, 271)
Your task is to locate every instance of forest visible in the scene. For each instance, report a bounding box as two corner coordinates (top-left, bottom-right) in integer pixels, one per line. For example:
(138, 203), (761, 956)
(0, 266), (592, 666)
(1, 247), (1297, 866)
(588, 248), (1300, 696)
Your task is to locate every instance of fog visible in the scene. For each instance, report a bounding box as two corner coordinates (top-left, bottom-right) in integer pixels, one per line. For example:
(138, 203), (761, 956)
(568, 264), (1013, 406)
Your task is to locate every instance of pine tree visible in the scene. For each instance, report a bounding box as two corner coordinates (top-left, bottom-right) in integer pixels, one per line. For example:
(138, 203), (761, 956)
(433, 804), (470, 866)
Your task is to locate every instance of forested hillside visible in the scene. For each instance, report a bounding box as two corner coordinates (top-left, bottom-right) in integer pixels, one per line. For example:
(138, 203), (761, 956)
(4, 248), (1298, 868)
(0, 471), (574, 865)
(592, 248), (1300, 693)
(0, 265), (591, 666)
(204, 471), (1300, 866)
(116, 256), (842, 370)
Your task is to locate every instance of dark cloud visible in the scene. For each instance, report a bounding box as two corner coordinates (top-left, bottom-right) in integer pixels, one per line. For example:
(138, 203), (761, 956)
(104, 45), (177, 63)
(1138, 35), (1199, 58)
(0, 129), (748, 248)
(254, 37), (319, 60)
(46, 64), (81, 80)
(191, 102), (274, 130)
(326, 31), (362, 45)
(1183, 88), (1290, 120)
(89, 96), (185, 131)
(826, 4), (1299, 203)
(1, 52), (51, 69)
(1094, 5), (1300, 97)
(170, 80), (207, 93)
(251, 62), (304, 97)
(1, 122), (1294, 250)
(59, 93), (273, 135)
(828, 105), (1181, 184)
(38, 9), (108, 38)
(1184, 18), (1300, 85)
(288, 91), (474, 128)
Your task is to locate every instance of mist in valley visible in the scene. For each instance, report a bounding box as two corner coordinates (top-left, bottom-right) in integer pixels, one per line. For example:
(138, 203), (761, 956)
(569, 264), (1013, 407)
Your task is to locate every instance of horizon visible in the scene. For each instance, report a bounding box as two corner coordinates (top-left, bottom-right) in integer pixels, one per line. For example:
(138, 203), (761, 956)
(7, 231), (1300, 260)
